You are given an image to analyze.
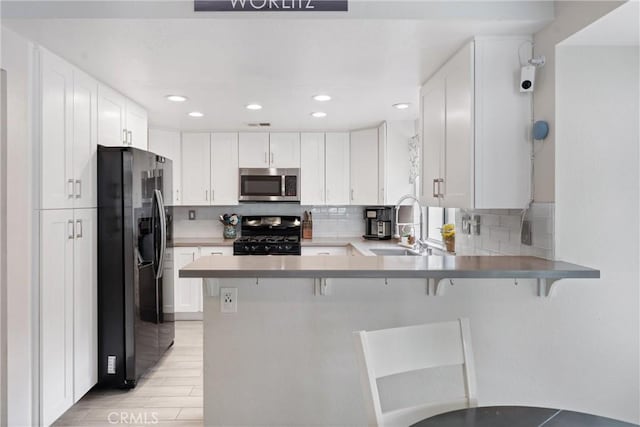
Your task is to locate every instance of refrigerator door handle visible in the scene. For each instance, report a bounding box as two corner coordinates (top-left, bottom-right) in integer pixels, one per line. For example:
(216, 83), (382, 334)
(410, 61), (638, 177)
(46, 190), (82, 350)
(154, 189), (167, 279)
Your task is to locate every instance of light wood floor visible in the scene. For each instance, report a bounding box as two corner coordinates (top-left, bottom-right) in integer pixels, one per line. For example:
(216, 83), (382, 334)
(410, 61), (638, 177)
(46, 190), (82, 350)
(54, 321), (203, 426)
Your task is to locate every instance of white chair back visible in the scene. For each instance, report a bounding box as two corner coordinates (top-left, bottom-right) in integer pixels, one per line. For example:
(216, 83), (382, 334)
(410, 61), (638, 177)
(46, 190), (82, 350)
(353, 318), (477, 427)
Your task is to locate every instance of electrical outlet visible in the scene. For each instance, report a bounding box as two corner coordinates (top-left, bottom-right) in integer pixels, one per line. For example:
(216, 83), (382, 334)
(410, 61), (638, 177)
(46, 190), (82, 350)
(188, 210), (196, 220)
(220, 288), (237, 313)
(521, 220), (532, 246)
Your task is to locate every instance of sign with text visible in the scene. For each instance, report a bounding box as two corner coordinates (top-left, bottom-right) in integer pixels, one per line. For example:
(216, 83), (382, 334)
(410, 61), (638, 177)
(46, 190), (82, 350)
(195, 0), (348, 12)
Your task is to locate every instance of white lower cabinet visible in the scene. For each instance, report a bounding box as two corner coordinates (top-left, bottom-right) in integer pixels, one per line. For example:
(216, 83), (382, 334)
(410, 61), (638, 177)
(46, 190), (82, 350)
(173, 247), (202, 314)
(41, 208), (97, 426)
(173, 246), (232, 315)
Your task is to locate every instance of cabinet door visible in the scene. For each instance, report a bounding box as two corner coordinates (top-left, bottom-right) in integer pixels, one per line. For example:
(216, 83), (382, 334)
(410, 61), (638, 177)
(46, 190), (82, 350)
(125, 100), (148, 151)
(238, 132), (269, 168)
(349, 128), (379, 205)
(325, 132), (350, 205)
(41, 49), (73, 209)
(421, 77), (445, 207)
(40, 210), (74, 425)
(211, 132), (239, 205)
(181, 133), (211, 205)
(73, 208), (97, 402)
(384, 120), (416, 205)
(173, 247), (202, 313)
(149, 129), (181, 205)
(73, 70), (98, 209)
(269, 132), (300, 168)
(97, 84), (126, 147)
(300, 133), (325, 205)
(442, 43), (474, 209)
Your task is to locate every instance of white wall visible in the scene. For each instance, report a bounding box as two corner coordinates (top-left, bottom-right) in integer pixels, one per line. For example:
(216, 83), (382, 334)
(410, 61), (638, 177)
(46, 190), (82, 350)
(532, 1), (623, 202)
(555, 44), (639, 423)
(0, 27), (35, 427)
(0, 66), (7, 427)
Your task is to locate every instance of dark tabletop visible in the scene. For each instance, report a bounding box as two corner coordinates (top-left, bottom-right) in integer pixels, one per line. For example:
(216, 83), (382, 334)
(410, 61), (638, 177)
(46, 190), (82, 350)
(410, 406), (638, 427)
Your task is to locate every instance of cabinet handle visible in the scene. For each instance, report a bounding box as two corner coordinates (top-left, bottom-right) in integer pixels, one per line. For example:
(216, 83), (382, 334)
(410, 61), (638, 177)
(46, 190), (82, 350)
(211, 189), (214, 201)
(350, 189), (354, 201)
(68, 179), (75, 198)
(318, 252), (331, 255)
(128, 130), (133, 145)
(432, 179), (438, 198)
(68, 220), (74, 239)
(123, 129), (128, 145)
(205, 190), (208, 201)
(211, 252), (223, 256)
(270, 152), (274, 164)
(76, 219), (83, 238)
(437, 178), (444, 198)
(75, 180), (81, 199)
(176, 189), (180, 201)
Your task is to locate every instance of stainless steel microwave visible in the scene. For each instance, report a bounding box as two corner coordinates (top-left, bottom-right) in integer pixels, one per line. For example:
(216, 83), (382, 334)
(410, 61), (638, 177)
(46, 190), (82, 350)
(238, 168), (300, 202)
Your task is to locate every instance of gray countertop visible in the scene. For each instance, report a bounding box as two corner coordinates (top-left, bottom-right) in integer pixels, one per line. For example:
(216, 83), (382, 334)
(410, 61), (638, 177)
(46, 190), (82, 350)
(179, 254), (599, 280)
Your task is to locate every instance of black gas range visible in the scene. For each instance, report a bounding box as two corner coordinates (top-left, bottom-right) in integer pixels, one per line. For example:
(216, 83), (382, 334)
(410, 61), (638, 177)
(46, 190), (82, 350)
(233, 216), (301, 256)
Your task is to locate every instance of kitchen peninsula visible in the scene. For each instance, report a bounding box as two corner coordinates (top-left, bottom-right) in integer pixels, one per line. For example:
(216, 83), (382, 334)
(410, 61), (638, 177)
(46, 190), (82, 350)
(180, 253), (599, 426)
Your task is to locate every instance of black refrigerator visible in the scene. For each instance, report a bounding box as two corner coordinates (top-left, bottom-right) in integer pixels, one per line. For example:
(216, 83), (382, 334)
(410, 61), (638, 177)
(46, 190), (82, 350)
(97, 145), (174, 388)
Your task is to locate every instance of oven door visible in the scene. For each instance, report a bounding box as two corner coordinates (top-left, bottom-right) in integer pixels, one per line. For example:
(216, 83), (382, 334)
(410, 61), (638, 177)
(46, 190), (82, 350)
(238, 168), (299, 202)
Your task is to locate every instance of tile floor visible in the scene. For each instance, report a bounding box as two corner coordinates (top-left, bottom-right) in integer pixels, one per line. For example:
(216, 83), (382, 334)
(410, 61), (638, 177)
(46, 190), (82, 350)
(54, 321), (203, 426)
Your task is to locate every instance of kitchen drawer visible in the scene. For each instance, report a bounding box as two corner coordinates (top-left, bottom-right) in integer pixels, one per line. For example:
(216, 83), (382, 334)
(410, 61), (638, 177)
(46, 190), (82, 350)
(301, 246), (349, 256)
(199, 246), (233, 257)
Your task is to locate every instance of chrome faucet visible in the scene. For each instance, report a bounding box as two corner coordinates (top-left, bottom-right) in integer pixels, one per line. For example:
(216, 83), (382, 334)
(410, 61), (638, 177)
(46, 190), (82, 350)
(394, 194), (428, 253)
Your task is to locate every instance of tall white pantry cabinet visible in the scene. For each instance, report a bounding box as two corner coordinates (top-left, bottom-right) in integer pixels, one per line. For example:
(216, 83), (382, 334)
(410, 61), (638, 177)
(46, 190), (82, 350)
(39, 48), (98, 426)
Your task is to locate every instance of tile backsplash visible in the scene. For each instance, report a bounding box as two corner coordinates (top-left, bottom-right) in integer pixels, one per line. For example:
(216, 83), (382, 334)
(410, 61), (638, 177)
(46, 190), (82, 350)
(453, 203), (554, 259)
(171, 202), (555, 259)
(171, 204), (365, 239)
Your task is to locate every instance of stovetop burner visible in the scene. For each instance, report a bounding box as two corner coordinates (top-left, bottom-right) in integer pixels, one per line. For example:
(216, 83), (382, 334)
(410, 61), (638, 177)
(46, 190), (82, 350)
(233, 216), (301, 255)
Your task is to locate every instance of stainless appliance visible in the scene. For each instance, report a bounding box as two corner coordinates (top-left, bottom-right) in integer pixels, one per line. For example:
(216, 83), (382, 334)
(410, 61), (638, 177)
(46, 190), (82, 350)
(363, 206), (393, 240)
(239, 168), (300, 202)
(233, 216), (301, 255)
(97, 146), (173, 388)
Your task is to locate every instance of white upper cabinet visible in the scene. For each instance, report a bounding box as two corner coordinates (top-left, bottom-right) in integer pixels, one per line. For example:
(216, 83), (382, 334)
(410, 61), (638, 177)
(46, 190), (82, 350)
(125, 100), (148, 150)
(238, 132), (300, 168)
(349, 128), (379, 205)
(149, 129), (182, 205)
(300, 132), (326, 205)
(41, 49), (74, 210)
(211, 132), (239, 205)
(238, 132), (270, 168)
(72, 70), (98, 209)
(72, 208), (97, 402)
(41, 49), (98, 210)
(98, 84), (148, 150)
(420, 37), (531, 209)
(181, 133), (211, 205)
(97, 85), (127, 147)
(269, 132), (300, 168)
(421, 77), (445, 207)
(325, 132), (351, 205)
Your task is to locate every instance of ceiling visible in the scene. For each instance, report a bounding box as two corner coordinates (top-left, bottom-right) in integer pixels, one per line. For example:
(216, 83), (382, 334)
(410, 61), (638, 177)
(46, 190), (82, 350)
(3, 2), (554, 131)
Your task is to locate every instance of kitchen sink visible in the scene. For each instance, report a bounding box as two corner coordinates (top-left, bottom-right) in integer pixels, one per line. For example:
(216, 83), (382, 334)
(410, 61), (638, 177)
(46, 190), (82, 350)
(369, 248), (421, 256)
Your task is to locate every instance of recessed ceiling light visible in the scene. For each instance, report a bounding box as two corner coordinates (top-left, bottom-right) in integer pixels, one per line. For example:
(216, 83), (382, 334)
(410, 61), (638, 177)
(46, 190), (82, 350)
(311, 112), (327, 118)
(313, 94), (331, 102)
(166, 95), (188, 102)
(246, 104), (263, 110)
(393, 103), (410, 110)
(188, 111), (204, 118)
